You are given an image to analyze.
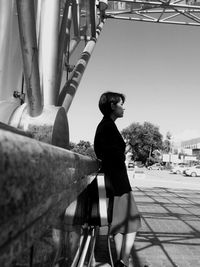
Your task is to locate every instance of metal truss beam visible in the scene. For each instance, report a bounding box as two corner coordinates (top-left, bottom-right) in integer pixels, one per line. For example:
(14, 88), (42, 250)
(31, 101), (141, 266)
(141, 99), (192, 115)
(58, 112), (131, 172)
(106, 0), (200, 26)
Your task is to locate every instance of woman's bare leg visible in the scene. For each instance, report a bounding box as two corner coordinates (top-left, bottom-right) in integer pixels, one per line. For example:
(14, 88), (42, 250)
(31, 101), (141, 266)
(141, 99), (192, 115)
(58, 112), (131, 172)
(114, 233), (123, 260)
(121, 232), (136, 266)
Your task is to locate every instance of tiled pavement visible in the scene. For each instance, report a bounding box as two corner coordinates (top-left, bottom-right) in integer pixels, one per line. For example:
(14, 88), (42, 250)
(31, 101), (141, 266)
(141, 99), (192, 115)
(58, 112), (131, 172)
(94, 186), (200, 267)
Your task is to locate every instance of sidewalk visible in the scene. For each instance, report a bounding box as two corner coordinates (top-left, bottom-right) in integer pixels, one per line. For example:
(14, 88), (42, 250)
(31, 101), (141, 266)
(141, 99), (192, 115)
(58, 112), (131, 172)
(94, 171), (200, 267)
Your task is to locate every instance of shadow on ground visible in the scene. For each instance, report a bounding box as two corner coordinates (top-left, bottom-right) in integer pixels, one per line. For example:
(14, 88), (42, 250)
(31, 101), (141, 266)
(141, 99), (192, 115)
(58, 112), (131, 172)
(95, 187), (200, 267)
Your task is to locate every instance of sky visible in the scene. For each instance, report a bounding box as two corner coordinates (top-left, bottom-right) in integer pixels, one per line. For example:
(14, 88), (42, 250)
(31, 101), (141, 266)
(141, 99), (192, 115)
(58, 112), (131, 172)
(67, 19), (200, 145)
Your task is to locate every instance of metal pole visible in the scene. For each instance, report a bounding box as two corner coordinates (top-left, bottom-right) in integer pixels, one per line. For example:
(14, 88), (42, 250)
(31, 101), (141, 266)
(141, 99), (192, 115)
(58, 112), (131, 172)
(89, 0), (97, 38)
(35, 0), (42, 44)
(16, 0), (43, 117)
(35, 0), (43, 95)
(72, 0), (80, 38)
(0, 0), (13, 99)
(55, 0), (73, 97)
(58, 20), (105, 112)
(39, 0), (61, 105)
(77, 228), (93, 267)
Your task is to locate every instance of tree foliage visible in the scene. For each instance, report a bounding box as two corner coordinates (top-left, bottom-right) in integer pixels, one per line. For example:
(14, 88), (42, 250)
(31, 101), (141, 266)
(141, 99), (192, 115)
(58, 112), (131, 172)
(121, 121), (163, 164)
(69, 140), (96, 159)
(163, 131), (172, 153)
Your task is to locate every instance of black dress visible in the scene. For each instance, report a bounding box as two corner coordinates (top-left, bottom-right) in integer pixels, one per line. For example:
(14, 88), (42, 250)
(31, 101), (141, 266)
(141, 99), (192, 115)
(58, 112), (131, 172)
(94, 116), (141, 234)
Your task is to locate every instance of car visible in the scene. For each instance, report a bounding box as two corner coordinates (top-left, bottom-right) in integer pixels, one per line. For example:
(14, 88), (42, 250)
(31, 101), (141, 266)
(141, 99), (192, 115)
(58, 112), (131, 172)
(134, 161), (144, 168)
(147, 163), (163, 170)
(184, 165), (200, 177)
(170, 164), (189, 174)
(128, 162), (134, 168)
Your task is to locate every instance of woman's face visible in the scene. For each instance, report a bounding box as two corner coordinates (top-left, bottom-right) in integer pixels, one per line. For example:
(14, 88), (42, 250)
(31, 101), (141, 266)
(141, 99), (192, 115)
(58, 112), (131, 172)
(111, 98), (125, 119)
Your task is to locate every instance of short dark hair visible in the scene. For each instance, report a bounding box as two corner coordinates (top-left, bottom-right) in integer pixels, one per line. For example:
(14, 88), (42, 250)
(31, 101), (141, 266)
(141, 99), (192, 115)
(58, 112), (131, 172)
(98, 91), (125, 116)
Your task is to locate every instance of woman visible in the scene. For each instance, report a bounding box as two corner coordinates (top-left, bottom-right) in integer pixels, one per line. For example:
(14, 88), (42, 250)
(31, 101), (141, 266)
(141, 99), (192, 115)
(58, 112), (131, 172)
(94, 91), (141, 267)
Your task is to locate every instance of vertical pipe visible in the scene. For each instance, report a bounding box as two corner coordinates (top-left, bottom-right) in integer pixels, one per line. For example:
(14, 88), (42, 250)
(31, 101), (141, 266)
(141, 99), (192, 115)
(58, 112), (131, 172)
(72, 0), (80, 38)
(0, 0), (13, 99)
(35, 0), (43, 96)
(16, 0), (43, 117)
(0, 1), (12, 51)
(58, 21), (105, 113)
(89, 0), (97, 38)
(36, 0), (42, 44)
(40, 0), (61, 105)
(55, 0), (73, 97)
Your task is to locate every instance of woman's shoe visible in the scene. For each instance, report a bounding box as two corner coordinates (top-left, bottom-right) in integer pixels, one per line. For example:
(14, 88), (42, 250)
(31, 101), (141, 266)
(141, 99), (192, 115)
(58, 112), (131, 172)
(114, 260), (128, 267)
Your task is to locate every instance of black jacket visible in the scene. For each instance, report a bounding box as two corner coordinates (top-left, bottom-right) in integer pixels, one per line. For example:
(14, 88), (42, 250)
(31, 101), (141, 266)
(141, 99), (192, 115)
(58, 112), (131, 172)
(94, 116), (131, 196)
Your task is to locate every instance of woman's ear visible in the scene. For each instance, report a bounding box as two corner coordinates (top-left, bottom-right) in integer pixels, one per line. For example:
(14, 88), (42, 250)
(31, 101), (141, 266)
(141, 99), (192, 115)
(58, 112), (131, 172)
(111, 102), (115, 111)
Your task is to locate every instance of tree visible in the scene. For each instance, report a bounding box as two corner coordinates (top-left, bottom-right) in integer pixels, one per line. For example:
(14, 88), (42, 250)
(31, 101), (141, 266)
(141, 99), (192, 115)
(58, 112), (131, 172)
(121, 121), (163, 164)
(163, 131), (172, 153)
(69, 140), (96, 159)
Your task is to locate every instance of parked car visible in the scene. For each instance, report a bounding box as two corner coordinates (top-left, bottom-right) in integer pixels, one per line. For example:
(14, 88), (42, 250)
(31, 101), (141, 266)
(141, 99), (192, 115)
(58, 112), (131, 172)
(184, 165), (200, 177)
(170, 164), (189, 174)
(147, 163), (163, 170)
(128, 161), (135, 168)
(135, 161), (144, 168)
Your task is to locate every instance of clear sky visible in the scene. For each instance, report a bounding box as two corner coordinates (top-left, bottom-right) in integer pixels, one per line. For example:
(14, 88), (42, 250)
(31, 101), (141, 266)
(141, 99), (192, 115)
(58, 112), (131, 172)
(68, 19), (200, 144)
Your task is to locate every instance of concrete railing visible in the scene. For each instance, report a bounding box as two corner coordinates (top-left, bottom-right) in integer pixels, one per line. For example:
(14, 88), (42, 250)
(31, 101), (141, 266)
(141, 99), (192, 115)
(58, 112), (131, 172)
(0, 129), (100, 267)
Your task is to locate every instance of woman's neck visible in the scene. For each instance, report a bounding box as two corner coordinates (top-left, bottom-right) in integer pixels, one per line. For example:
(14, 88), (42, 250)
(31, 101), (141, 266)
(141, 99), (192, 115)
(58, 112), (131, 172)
(109, 113), (117, 122)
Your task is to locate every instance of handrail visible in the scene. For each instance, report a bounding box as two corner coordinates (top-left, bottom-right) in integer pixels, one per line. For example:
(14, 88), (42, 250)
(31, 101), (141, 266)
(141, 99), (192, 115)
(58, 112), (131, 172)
(0, 129), (100, 267)
(0, 122), (33, 138)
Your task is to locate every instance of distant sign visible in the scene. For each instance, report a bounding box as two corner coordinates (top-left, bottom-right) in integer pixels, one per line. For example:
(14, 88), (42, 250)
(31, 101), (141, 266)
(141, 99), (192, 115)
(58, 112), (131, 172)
(170, 154), (179, 163)
(162, 154), (170, 162)
(182, 149), (193, 156)
(162, 154), (180, 163)
(185, 156), (197, 161)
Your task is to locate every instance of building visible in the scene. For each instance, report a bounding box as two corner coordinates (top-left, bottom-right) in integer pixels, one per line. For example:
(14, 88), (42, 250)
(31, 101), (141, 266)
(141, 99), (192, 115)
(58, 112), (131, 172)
(181, 137), (200, 160)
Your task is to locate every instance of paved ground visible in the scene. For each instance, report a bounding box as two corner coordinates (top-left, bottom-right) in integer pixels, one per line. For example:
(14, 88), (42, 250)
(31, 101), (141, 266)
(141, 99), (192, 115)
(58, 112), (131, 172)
(94, 170), (200, 267)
